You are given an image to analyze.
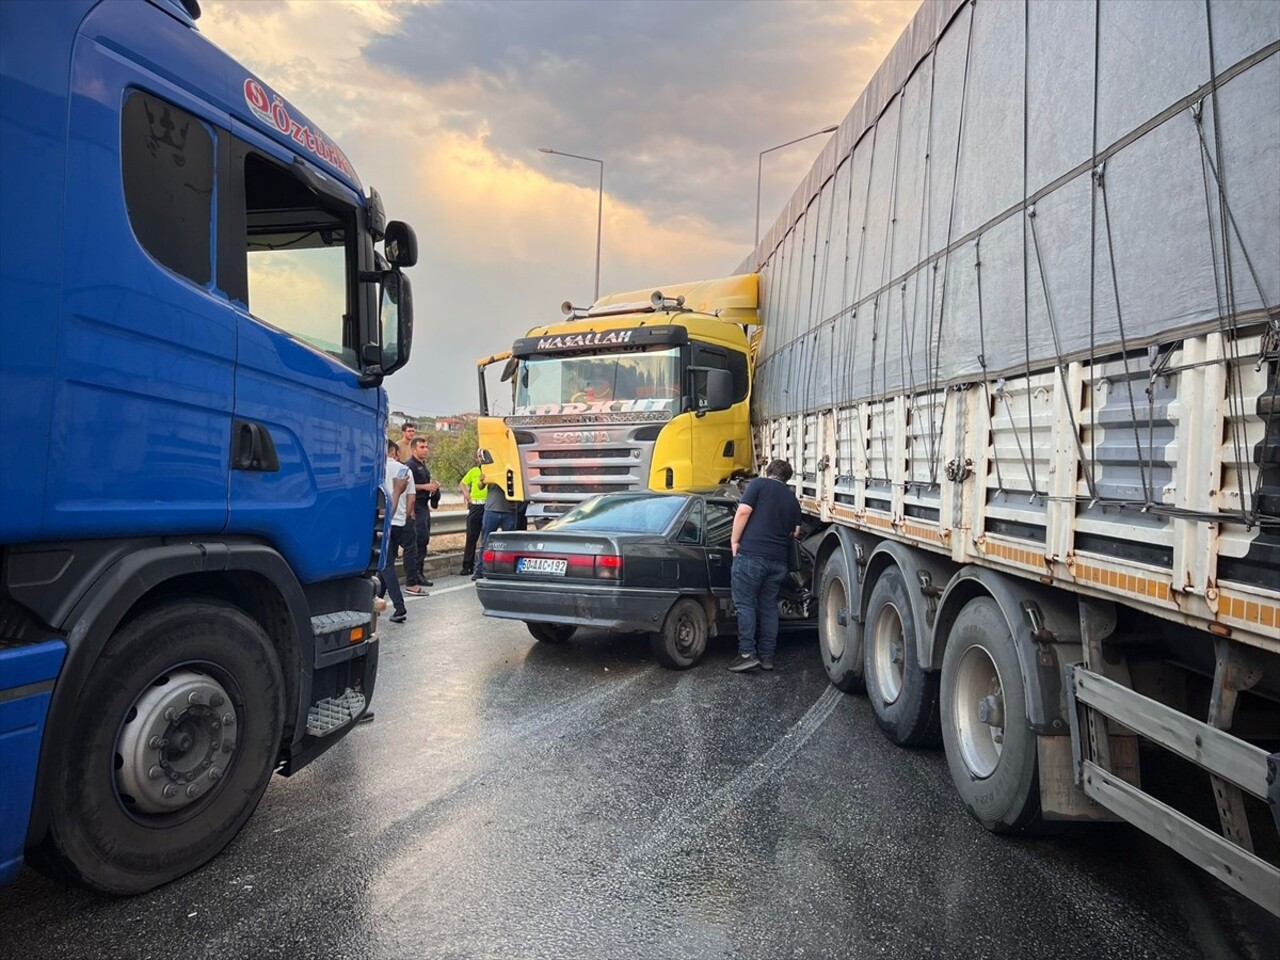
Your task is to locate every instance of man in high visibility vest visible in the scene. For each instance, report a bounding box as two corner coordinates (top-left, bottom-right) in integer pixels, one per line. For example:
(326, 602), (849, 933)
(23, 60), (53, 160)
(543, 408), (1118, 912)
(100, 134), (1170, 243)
(458, 449), (488, 576)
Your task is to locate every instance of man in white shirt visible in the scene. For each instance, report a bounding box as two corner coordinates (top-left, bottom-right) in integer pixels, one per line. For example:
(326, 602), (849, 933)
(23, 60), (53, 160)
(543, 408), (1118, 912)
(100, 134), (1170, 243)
(379, 439), (414, 623)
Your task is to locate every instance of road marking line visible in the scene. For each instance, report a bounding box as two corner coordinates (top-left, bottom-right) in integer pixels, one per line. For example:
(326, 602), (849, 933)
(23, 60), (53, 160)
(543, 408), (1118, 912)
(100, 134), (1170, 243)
(428, 582), (477, 596)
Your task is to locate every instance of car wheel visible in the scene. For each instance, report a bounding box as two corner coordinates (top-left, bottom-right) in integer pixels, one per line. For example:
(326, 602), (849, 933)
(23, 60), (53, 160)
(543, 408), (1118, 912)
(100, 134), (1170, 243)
(526, 621), (576, 644)
(941, 597), (1045, 833)
(31, 599), (285, 895)
(862, 565), (940, 747)
(650, 598), (708, 670)
(818, 551), (863, 692)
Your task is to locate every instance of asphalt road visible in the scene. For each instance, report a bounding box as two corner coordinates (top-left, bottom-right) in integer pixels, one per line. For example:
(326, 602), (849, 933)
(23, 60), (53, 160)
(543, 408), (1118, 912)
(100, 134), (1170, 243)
(2, 574), (1277, 959)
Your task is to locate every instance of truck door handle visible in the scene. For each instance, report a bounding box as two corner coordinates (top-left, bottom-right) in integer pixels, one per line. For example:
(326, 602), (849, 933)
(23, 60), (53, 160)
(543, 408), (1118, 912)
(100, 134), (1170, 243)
(232, 419), (280, 472)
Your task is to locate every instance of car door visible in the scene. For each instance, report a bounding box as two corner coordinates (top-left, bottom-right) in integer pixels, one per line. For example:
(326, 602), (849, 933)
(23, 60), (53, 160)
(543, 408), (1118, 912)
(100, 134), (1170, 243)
(704, 499), (737, 625)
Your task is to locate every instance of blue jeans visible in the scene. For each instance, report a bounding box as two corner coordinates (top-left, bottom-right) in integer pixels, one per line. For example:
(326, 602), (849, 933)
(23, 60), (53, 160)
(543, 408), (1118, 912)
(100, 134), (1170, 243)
(731, 553), (790, 661)
(474, 509), (516, 576)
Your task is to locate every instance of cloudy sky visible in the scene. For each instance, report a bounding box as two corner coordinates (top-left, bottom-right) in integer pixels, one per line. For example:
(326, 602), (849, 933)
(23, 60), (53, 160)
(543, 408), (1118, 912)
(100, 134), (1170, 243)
(201, 0), (919, 419)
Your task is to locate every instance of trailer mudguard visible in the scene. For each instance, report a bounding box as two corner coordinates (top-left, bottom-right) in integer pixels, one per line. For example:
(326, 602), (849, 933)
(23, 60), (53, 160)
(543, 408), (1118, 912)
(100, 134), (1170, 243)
(862, 540), (959, 671)
(933, 566), (1105, 735)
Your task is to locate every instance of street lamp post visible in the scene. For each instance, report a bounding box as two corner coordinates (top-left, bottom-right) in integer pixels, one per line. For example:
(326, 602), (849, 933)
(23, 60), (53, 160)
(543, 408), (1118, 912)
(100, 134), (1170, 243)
(755, 125), (840, 250)
(538, 146), (604, 302)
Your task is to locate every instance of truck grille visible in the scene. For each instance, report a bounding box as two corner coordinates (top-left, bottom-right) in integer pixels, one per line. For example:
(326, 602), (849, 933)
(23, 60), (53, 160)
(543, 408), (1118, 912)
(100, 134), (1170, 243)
(514, 422), (662, 522)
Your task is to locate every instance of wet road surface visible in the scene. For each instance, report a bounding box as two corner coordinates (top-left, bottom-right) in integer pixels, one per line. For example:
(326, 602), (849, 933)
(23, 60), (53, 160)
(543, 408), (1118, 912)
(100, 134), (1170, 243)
(3, 574), (1277, 959)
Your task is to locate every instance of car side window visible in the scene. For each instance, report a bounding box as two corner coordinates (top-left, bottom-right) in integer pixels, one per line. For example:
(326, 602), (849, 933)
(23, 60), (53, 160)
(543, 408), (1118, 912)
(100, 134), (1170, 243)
(706, 502), (736, 549)
(676, 500), (704, 544)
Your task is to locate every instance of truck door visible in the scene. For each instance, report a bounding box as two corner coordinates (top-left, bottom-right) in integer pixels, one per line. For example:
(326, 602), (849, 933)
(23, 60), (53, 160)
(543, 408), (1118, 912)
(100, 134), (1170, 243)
(690, 343), (753, 481)
(50, 16), (236, 542)
(222, 128), (381, 584)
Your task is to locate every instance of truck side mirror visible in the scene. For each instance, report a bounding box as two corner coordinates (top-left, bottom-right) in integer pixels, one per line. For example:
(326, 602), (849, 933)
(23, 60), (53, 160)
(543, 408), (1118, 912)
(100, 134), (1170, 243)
(378, 271), (413, 376)
(384, 220), (418, 268)
(689, 366), (733, 416)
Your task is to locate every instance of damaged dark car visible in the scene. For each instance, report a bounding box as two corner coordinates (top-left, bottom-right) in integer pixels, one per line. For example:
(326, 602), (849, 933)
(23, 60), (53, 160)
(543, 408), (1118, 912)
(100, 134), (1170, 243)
(475, 491), (814, 669)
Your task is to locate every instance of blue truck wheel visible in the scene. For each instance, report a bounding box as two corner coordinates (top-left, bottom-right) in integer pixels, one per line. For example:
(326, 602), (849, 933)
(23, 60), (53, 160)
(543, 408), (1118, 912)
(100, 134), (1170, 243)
(31, 599), (285, 894)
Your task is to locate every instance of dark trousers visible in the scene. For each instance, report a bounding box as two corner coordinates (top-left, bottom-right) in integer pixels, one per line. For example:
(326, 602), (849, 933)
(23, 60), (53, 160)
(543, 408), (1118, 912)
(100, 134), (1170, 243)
(730, 553), (790, 661)
(378, 523), (408, 614)
(461, 502), (484, 571)
(407, 506), (430, 584)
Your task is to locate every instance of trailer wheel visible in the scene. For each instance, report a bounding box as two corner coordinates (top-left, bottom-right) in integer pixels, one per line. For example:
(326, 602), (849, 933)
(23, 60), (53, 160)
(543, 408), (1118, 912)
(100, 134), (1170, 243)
(862, 565), (939, 746)
(526, 622), (576, 644)
(818, 552), (863, 692)
(31, 599), (284, 895)
(940, 597), (1043, 833)
(649, 598), (708, 670)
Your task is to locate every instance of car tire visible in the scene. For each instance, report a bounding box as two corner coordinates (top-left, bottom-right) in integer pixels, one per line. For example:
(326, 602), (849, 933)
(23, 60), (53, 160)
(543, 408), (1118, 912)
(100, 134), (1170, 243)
(818, 551), (863, 693)
(941, 597), (1045, 834)
(862, 565), (940, 747)
(526, 621), (576, 644)
(30, 599), (285, 895)
(650, 598), (708, 670)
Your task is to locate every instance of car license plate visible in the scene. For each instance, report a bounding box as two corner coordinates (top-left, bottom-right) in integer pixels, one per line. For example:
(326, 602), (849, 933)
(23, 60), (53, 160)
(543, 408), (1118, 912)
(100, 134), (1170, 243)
(517, 557), (568, 576)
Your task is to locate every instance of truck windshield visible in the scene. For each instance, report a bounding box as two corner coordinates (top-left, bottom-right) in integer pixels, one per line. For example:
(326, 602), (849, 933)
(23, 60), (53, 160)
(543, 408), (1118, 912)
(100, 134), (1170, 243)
(514, 347), (680, 414)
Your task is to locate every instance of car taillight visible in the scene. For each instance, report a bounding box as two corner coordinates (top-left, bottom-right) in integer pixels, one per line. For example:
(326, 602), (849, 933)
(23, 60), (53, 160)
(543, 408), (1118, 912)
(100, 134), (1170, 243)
(562, 555), (622, 579)
(483, 549), (517, 574)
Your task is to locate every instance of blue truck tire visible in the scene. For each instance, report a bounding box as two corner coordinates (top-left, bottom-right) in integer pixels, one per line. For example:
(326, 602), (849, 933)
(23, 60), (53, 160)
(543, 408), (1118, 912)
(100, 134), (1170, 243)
(30, 598), (285, 894)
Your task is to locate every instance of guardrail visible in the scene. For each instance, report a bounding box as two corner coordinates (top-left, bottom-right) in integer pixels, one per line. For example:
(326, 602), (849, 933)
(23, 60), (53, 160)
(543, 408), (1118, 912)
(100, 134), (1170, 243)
(430, 509), (469, 536)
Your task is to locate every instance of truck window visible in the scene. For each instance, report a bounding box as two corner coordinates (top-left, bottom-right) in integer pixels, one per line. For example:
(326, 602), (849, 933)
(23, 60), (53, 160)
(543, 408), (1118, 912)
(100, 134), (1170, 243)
(515, 347), (681, 412)
(121, 91), (213, 286)
(691, 344), (750, 404)
(240, 153), (357, 368)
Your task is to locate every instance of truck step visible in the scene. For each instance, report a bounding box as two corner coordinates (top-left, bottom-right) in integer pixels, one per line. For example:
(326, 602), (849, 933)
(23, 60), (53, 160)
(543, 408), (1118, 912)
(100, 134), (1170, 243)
(306, 688), (367, 737)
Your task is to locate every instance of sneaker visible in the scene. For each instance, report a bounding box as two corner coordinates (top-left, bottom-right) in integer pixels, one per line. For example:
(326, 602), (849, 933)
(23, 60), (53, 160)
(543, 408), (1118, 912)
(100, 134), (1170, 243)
(404, 584), (423, 595)
(390, 610), (407, 624)
(459, 567), (473, 576)
(728, 654), (761, 673)
(760, 660), (775, 672)
(421, 579), (434, 587)
(471, 572), (482, 581)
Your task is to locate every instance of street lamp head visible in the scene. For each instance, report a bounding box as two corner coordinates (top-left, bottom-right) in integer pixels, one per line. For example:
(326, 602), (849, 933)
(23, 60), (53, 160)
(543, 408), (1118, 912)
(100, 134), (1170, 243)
(821, 124), (839, 134)
(537, 146), (553, 154)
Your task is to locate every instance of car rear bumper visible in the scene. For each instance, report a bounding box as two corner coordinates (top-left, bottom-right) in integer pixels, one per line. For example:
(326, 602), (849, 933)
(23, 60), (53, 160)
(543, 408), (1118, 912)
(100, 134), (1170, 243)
(476, 578), (675, 633)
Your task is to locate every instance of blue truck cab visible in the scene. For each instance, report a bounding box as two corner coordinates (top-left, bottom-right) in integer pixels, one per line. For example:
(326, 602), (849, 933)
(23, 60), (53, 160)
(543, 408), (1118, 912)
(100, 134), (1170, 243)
(0, 0), (416, 893)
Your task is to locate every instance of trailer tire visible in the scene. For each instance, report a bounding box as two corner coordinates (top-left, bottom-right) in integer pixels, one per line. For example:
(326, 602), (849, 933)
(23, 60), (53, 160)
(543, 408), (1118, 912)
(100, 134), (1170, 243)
(862, 565), (939, 746)
(526, 622), (576, 644)
(940, 597), (1042, 833)
(31, 599), (285, 895)
(818, 552), (863, 692)
(649, 598), (708, 670)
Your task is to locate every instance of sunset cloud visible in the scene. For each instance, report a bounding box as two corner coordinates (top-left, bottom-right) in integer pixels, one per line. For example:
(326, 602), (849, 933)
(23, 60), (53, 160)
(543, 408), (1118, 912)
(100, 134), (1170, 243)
(200, 0), (918, 417)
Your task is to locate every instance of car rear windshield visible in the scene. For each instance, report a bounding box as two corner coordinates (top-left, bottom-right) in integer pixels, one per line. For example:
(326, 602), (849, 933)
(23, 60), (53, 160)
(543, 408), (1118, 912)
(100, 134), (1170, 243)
(552, 495), (687, 534)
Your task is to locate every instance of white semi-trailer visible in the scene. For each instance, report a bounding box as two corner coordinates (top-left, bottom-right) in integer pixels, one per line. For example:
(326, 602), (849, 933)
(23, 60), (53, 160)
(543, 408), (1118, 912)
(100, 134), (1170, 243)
(743, 0), (1279, 912)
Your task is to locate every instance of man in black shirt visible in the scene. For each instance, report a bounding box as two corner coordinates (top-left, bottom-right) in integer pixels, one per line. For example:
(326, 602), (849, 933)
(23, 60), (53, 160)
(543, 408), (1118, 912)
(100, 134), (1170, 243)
(728, 459), (801, 672)
(405, 436), (440, 590)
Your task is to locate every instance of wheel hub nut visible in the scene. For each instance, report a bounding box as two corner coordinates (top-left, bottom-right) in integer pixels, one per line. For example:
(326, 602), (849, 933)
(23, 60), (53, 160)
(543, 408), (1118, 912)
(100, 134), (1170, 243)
(977, 694), (1004, 727)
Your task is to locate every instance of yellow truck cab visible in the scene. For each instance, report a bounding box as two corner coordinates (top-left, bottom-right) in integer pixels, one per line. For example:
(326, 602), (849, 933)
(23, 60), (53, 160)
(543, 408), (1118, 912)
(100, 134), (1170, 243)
(477, 274), (759, 525)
